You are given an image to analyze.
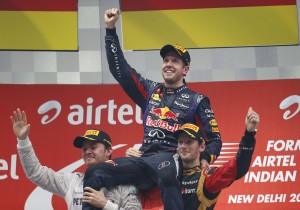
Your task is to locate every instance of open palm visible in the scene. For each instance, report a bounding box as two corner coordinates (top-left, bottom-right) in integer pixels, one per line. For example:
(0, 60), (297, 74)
(10, 108), (30, 140)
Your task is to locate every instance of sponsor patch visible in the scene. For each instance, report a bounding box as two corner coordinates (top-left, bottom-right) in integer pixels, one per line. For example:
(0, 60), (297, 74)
(84, 130), (99, 136)
(129, 186), (139, 195)
(158, 161), (170, 169)
(150, 107), (179, 121)
(209, 119), (218, 126)
(196, 95), (204, 103)
(174, 44), (187, 53)
(151, 93), (161, 101)
(180, 124), (199, 132)
(212, 127), (220, 133)
(105, 160), (118, 166)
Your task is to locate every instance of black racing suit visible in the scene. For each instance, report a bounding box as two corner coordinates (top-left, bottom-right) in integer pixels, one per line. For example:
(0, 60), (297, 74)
(83, 28), (222, 210)
(182, 130), (256, 210)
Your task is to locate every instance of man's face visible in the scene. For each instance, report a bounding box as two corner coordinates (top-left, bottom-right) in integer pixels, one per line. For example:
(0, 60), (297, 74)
(82, 141), (112, 167)
(161, 51), (189, 88)
(178, 133), (204, 166)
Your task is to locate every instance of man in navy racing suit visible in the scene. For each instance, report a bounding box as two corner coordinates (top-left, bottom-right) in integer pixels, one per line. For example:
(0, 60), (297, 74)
(104, 8), (222, 166)
(83, 8), (222, 210)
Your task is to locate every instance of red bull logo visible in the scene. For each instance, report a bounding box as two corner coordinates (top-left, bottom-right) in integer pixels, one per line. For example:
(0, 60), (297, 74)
(146, 116), (181, 132)
(150, 107), (179, 121)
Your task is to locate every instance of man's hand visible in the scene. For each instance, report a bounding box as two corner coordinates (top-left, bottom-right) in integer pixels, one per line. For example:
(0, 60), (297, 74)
(245, 107), (259, 132)
(104, 8), (120, 29)
(10, 108), (30, 140)
(200, 159), (210, 170)
(83, 187), (107, 208)
(125, 147), (142, 157)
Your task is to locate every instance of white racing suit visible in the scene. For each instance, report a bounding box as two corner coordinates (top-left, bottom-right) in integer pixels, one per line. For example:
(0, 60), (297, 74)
(17, 138), (142, 210)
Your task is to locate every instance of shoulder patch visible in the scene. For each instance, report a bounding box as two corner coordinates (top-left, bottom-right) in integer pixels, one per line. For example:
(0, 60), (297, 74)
(105, 160), (118, 166)
(196, 94), (204, 104)
(129, 186), (139, 195)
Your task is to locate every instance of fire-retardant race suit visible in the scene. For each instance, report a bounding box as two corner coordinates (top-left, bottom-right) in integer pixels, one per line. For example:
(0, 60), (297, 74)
(17, 138), (142, 210)
(83, 28), (222, 210)
(104, 28), (222, 162)
(182, 130), (256, 209)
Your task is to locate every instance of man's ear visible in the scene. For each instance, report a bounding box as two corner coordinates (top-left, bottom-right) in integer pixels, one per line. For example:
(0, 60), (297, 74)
(106, 147), (113, 157)
(183, 66), (189, 76)
(199, 142), (205, 152)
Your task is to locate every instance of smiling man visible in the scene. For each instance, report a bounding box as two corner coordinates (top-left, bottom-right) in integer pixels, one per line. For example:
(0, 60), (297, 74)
(10, 108), (141, 210)
(104, 8), (222, 167)
(175, 107), (259, 209)
(82, 8), (222, 210)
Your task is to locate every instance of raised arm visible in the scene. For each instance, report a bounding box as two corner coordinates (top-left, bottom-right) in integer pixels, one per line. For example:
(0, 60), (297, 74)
(234, 107), (259, 179)
(104, 8), (155, 111)
(10, 109), (71, 198)
(203, 107), (259, 193)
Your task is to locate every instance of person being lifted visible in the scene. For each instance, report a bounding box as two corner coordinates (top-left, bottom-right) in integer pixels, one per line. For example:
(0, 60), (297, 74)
(83, 8), (222, 210)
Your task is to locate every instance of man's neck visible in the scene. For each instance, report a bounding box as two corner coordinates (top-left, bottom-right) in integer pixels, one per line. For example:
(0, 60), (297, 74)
(164, 81), (184, 89)
(182, 161), (200, 169)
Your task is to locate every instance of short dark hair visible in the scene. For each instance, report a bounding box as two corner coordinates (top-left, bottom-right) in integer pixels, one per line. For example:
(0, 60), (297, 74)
(103, 143), (112, 160)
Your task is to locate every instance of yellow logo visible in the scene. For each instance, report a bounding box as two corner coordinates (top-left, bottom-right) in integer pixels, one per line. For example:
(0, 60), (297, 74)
(212, 127), (219, 133)
(174, 44), (186, 53)
(209, 119), (218, 126)
(180, 123), (199, 132)
(151, 93), (161, 101)
(84, 130), (99, 136)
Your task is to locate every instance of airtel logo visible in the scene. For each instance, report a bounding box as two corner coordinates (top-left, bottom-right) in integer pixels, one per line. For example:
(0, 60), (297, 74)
(280, 95), (300, 120)
(38, 100), (61, 124)
(38, 97), (142, 125)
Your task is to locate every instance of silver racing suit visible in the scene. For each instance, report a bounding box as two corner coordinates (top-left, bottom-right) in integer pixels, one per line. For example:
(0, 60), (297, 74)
(17, 138), (142, 210)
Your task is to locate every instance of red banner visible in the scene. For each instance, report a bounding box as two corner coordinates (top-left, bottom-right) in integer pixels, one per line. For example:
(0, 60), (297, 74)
(0, 79), (299, 209)
(0, 0), (77, 11)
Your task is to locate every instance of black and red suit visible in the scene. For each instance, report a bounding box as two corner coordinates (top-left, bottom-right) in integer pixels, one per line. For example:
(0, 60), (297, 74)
(182, 130), (256, 209)
(83, 28), (222, 210)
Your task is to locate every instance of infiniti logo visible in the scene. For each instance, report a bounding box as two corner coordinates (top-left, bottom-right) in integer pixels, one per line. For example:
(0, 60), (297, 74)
(181, 94), (189, 98)
(148, 129), (165, 139)
(111, 43), (117, 53)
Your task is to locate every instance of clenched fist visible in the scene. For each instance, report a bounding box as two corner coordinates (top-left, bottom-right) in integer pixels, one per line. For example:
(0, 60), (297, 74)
(104, 8), (120, 29)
